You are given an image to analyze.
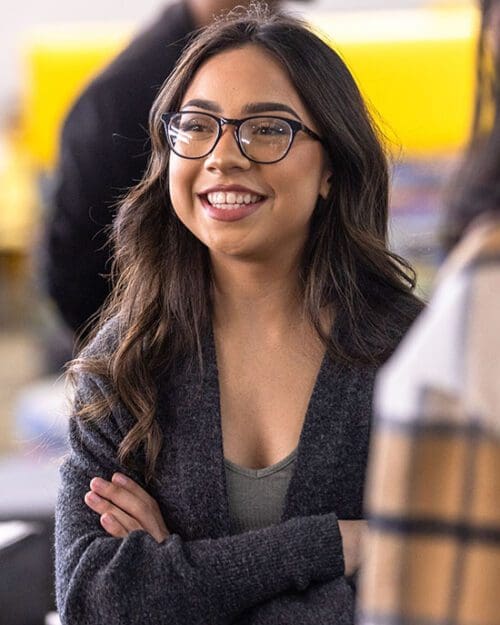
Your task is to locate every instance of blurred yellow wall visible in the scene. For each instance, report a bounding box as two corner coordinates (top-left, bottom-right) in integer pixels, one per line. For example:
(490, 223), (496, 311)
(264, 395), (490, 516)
(21, 24), (132, 171)
(311, 6), (479, 157)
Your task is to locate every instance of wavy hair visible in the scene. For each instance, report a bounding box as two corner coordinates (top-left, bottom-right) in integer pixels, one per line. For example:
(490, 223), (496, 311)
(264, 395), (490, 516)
(70, 3), (417, 482)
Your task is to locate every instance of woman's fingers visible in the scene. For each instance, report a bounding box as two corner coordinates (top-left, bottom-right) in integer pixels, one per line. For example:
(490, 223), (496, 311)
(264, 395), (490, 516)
(89, 477), (147, 523)
(338, 520), (367, 576)
(109, 474), (169, 540)
(84, 491), (142, 534)
(86, 474), (170, 543)
(100, 513), (129, 538)
(110, 473), (150, 504)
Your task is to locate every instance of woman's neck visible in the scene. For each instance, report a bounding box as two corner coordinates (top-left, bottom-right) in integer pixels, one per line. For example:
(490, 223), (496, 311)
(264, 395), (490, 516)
(210, 253), (304, 337)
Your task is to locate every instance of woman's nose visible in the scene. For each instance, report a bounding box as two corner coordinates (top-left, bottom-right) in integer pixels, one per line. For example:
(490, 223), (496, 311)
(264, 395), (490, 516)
(204, 127), (251, 172)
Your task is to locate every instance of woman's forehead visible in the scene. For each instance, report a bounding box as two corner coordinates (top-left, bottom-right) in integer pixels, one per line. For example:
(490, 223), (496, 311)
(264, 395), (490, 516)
(180, 45), (309, 119)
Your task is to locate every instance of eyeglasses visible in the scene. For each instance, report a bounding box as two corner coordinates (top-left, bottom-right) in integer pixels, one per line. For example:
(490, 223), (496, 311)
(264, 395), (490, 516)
(161, 111), (324, 164)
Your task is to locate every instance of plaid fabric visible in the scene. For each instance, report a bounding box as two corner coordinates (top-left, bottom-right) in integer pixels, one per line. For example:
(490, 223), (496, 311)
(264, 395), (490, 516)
(359, 218), (500, 625)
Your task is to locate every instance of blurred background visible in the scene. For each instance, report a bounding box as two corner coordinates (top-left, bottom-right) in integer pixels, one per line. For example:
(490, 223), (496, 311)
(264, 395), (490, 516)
(0, 0), (480, 623)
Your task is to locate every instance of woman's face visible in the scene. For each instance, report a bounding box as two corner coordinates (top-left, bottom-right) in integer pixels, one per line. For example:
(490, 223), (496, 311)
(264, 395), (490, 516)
(168, 44), (331, 263)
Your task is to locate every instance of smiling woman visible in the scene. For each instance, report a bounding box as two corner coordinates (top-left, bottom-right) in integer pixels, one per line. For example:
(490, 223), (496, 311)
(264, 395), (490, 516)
(168, 45), (330, 260)
(55, 4), (423, 625)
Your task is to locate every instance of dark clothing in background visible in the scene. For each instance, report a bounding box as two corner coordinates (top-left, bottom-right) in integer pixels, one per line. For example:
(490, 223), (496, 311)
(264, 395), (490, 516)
(45, 2), (195, 334)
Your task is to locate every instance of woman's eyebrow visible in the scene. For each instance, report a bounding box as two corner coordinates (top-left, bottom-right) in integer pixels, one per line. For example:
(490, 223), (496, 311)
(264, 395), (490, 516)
(243, 102), (301, 119)
(180, 99), (302, 120)
(181, 99), (221, 112)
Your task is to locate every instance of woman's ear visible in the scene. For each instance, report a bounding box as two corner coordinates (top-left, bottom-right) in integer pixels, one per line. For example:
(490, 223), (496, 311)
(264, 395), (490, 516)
(319, 172), (333, 200)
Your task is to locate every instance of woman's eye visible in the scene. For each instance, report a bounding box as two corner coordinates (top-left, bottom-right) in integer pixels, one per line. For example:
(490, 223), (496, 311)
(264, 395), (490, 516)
(181, 122), (207, 132)
(179, 117), (213, 133)
(254, 124), (284, 136)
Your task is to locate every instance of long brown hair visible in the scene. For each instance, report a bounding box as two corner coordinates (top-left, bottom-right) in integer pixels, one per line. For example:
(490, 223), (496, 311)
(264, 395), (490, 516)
(70, 4), (418, 482)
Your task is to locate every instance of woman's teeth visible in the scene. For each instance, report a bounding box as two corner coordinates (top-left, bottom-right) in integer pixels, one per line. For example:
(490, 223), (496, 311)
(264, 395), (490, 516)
(206, 191), (261, 209)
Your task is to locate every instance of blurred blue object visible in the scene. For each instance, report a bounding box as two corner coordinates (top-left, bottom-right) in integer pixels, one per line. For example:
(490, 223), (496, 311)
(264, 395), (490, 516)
(0, 453), (61, 518)
(14, 375), (71, 453)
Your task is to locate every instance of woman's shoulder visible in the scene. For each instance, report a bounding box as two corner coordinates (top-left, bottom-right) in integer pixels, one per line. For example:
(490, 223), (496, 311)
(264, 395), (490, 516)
(71, 316), (124, 404)
(373, 284), (425, 349)
(388, 289), (425, 323)
(78, 315), (124, 362)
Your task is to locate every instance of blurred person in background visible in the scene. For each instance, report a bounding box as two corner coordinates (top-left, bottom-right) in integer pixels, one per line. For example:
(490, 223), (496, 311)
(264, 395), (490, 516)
(55, 5), (422, 624)
(43, 0), (307, 341)
(359, 1), (500, 624)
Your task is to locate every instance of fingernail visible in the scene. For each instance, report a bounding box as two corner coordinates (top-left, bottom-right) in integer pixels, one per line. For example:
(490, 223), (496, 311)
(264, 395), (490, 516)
(87, 492), (101, 504)
(113, 473), (127, 486)
(90, 477), (105, 489)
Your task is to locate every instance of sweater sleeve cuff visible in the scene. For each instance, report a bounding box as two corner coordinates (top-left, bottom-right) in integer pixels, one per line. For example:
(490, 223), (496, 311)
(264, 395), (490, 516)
(198, 511), (345, 612)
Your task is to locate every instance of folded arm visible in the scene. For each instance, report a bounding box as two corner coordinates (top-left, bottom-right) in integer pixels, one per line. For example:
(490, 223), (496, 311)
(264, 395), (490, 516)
(55, 377), (346, 625)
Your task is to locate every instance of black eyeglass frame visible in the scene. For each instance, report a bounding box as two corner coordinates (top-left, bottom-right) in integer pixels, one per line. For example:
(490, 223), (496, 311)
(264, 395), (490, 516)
(161, 111), (325, 164)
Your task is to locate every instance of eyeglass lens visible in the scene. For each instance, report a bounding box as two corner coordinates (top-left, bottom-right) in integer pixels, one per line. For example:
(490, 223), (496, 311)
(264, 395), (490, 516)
(167, 113), (293, 162)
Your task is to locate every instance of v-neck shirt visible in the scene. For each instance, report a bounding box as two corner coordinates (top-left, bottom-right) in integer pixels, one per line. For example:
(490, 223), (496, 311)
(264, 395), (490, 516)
(224, 447), (298, 533)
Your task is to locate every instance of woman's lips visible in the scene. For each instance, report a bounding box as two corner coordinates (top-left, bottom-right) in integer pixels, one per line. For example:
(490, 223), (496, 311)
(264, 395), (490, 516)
(198, 193), (266, 222)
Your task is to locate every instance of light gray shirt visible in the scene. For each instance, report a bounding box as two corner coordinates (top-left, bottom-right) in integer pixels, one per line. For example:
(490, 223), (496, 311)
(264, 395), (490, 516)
(225, 449), (298, 534)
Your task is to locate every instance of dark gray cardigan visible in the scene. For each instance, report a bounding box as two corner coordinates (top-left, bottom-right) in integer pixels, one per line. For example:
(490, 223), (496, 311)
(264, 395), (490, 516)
(55, 297), (420, 625)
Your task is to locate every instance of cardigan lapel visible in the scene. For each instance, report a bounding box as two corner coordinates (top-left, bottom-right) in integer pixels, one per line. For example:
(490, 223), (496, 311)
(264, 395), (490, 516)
(155, 330), (231, 540)
(282, 357), (377, 521)
(155, 328), (377, 539)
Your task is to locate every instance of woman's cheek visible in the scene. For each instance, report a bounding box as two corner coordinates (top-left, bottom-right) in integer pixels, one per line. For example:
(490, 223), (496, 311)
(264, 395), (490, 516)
(168, 159), (191, 219)
(168, 158), (181, 206)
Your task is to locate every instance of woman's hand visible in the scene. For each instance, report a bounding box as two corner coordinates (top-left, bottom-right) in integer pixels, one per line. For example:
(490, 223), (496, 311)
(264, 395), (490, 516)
(84, 473), (169, 543)
(338, 520), (367, 576)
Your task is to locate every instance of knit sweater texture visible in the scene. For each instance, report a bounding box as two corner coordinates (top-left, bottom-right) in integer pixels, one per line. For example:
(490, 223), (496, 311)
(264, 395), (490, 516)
(55, 294), (422, 624)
